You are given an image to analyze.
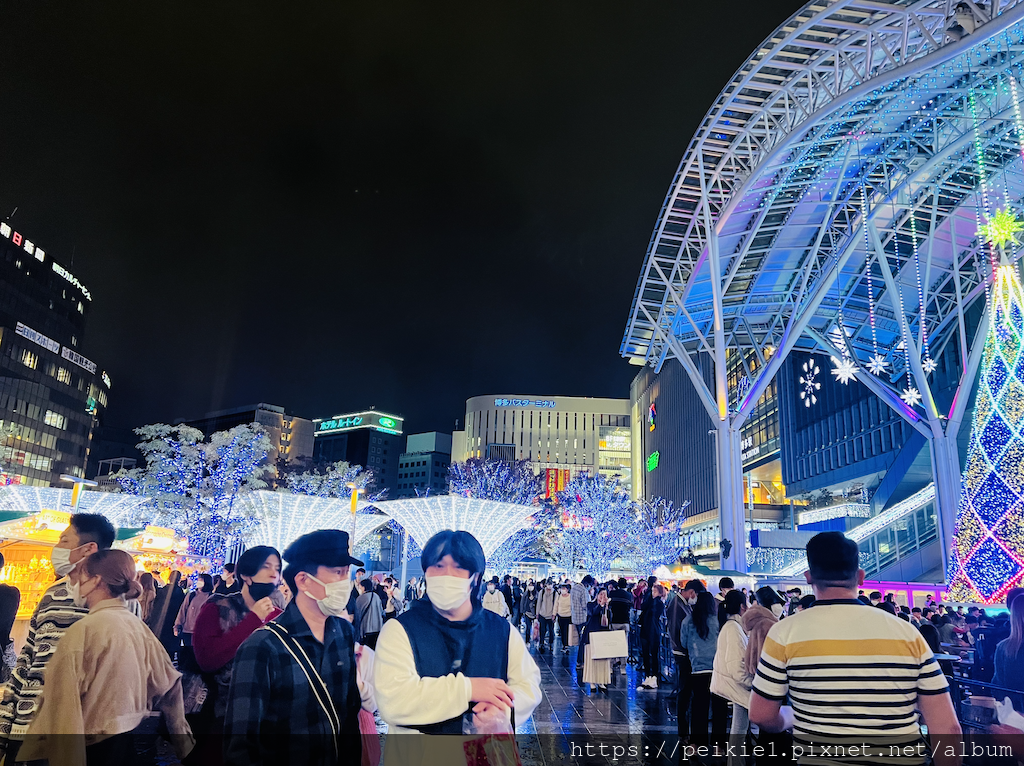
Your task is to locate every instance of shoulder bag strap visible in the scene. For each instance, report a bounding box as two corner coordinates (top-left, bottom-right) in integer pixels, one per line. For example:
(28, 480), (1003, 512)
(262, 622), (341, 760)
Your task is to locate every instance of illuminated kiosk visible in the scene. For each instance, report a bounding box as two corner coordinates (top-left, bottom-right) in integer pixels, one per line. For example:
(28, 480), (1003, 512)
(620, 0), (1024, 576)
(238, 490), (392, 553)
(370, 495), (537, 559)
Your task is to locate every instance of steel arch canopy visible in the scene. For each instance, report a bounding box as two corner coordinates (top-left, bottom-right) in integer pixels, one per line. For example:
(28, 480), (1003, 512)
(621, 0), (1024, 572)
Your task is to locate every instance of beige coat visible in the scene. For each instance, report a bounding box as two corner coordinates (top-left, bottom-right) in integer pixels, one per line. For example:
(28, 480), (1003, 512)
(18, 598), (194, 766)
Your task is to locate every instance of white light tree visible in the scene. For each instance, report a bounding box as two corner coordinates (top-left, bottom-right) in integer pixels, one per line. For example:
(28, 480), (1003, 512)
(550, 473), (685, 578)
(287, 460), (379, 499)
(118, 423), (272, 557)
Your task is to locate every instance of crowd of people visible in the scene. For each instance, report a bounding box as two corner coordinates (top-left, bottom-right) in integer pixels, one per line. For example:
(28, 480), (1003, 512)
(5, 512), (1024, 765)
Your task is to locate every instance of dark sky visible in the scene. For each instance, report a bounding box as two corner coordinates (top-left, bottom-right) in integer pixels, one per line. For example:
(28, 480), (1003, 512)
(0, 1), (805, 436)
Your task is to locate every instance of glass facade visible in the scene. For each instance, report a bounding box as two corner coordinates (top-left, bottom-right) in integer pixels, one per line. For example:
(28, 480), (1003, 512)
(0, 230), (107, 487)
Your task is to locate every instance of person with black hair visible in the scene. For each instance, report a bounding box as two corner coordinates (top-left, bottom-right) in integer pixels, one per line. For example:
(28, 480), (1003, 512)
(749, 531), (961, 765)
(712, 590), (751, 766)
(0, 512), (115, 763)
(679, 591), (721, 746)
(213, 563), (241, 596)
(638, 582), (667, 690)
(608, 578), (633, 676)
(520, 580), (538, 646)
(193, 545), (283, 765)
(223, 530), (364, 766)
(175, 574), (214, 672)
(18, 549), (194, 766)
(355, 577), (384, 649)
(373, 530), (541, 762)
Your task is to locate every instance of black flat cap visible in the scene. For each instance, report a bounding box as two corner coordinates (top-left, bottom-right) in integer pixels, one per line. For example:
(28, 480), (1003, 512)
(283, 529), (364, 569)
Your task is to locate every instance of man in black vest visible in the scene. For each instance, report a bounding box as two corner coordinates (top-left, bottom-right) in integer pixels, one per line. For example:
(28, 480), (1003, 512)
(374, 529), (542, 760)
(223, 530), (364, 766)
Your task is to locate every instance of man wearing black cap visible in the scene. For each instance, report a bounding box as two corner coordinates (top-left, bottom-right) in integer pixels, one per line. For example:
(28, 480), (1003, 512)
(749, 531), (961, 766)
(223, 530), (365, 766)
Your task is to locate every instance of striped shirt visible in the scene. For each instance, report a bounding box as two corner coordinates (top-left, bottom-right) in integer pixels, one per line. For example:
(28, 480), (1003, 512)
(0, 578), (88, 747)
(752, 599), (948, 765)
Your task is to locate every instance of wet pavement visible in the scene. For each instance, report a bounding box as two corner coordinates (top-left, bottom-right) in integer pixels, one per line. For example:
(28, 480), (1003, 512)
(515, 637), (690, 766)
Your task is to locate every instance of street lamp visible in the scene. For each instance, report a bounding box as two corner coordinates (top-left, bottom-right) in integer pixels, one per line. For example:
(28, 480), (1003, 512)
(60, 474), (99, 513)
(346, 482), (365, 541)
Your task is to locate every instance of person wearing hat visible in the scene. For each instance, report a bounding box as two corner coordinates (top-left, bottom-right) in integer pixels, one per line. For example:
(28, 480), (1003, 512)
(223, 530), (364, 766)
(482, 575), (510, 619)
(373, 530), (541, 762)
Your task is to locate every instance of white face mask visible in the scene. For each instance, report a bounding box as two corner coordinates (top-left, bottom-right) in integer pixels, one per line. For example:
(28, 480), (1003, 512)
(68, 575), (96, 609)
(303, 575), (352, 617)
(51, 544), (85, 578)
(487, 584), (496, 592)
(686, 595), (697, 606)
(426, 574), (473, 611)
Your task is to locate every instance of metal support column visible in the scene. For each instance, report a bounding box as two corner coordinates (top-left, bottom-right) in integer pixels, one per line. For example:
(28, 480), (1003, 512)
(716, 424), (747, 572)
(928, 432), (961, 577)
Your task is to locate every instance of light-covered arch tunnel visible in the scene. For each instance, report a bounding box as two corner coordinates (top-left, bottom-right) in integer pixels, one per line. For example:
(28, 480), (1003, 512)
(621, 0), (1024, 572)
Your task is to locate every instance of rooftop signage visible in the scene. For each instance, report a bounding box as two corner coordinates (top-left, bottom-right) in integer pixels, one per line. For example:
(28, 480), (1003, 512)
(314, 411), (404, 436)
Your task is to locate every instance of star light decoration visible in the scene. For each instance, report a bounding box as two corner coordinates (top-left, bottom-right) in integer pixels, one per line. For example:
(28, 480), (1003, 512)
(922, 357), (938, 375)
(799, 361), (821, 407)
(900, 387), (923, 407)
(978, 207), (1024, 250)
(830, 356), (858, 385)
(867, 354), (889, 375)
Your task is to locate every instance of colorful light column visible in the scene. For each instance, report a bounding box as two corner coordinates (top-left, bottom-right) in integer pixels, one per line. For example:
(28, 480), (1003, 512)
(946, 258), (1024, 603)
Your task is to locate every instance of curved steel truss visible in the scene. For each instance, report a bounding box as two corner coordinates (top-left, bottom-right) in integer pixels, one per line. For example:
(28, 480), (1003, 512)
(621, 0), (1024, 572)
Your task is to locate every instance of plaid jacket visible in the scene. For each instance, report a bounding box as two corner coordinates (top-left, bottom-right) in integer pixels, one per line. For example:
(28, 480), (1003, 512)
(223, 601), (362, 766)
(570, 583), (590, 624)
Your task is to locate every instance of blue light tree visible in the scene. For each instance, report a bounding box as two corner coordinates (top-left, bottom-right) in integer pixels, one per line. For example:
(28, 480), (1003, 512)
(118, 423), (271, 558)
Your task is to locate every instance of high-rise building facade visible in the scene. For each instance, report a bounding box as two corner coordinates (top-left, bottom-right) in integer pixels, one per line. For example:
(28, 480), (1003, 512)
(312, 410), (403, 493)
(0, 224), (109, 486)
(180, 403), (314, 476)
(452, 395), (631, 491)
(396, 431), (452, 497)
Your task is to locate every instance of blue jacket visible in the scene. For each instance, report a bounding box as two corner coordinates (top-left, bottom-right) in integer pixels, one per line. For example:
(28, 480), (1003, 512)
(993, 639), (1024, 692)
(679, 612), (720, 673)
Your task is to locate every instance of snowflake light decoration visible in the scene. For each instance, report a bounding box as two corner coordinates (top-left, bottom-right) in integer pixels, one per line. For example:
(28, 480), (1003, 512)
(830, 356), (858, 385)
(922, 357), (938, 375)
(900, 387), (923, 407)
(978, 207), (1024, 249)
(799, 361), (821, 407)
(867, 354), (888, 375)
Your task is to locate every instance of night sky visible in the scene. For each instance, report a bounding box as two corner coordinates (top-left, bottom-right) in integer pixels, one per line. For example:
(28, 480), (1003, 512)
(0, 2), (806, 437)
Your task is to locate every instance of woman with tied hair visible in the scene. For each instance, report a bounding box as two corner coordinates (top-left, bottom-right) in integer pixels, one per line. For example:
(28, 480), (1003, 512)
(17, 549), (194, 766)
(711, 590), (752, 766)
(191, 545), (282, 765)
(374, 530), (541, 763)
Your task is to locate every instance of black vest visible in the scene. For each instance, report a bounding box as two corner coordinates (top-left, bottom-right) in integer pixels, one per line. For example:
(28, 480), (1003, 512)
(397, 598), (510, 734)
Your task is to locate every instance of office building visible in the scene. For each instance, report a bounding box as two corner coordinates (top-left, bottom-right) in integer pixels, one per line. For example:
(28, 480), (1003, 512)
(396, 431), (452, 497)
(0, 223), (109, 486)
(179, 403), (315, 478)
(312, 410), (403, 493)
(451, 395), (631, 493)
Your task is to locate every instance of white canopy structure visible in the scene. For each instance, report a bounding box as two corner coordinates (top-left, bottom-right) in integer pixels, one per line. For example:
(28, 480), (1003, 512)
(238, 490), (391, 552)
(370, 495), (537, 558)
(0, 485), (151, 527)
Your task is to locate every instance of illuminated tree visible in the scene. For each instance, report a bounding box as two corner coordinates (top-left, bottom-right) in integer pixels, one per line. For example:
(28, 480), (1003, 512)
(118, 423), (271, 557)
(947, 260), (1024, 602)
(447, 458), (543, 505)
(287, 460), (381, 500)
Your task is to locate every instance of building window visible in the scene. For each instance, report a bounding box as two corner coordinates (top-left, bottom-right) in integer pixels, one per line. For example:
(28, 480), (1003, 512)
(43, 411), (66, 430)
(20, 349), (37, 370)
(56, 367), (71, 385)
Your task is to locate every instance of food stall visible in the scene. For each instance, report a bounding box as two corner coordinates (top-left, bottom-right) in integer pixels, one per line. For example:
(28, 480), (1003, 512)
(114, 525), (216, 582)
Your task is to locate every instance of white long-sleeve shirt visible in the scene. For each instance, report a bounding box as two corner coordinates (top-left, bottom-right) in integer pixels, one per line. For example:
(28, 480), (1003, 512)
(373, 616), (542, 734)
(482, 591), (509, 619)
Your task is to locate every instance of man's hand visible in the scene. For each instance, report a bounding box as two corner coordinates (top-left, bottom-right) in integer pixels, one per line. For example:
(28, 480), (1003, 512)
(469, 677), (514, 711)
(251, 597), (276, 622)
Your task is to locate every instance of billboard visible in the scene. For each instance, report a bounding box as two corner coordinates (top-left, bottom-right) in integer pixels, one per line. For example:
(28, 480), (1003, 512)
(545, 468), (570, 499)
(314, 411), (404, 436)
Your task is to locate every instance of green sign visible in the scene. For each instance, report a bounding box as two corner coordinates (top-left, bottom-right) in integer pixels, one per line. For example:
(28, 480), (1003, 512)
(646, 451), (660, 472)
(379, 417), (396, 428)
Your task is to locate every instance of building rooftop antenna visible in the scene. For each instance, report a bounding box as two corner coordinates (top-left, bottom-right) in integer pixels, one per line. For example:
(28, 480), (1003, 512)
(6, 207), (16, 220)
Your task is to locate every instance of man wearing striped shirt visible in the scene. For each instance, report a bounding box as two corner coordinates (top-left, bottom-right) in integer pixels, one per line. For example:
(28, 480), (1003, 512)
(749, 532), (962, 766)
